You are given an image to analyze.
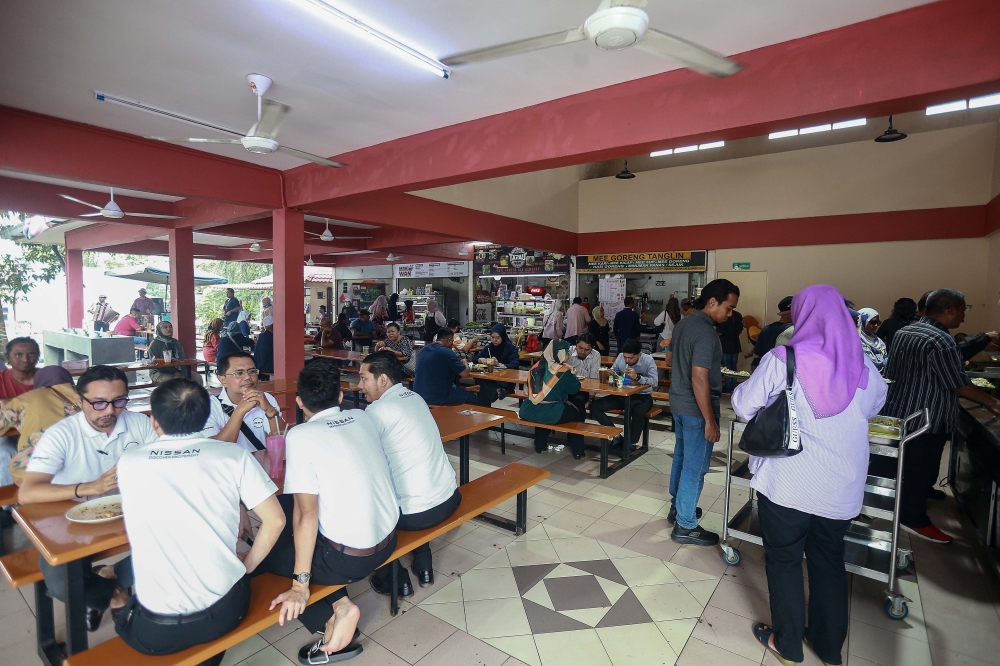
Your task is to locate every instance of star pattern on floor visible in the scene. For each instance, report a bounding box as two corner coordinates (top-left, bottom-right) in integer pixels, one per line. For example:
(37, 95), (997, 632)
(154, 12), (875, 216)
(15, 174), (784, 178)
(419, 523), (720, 666)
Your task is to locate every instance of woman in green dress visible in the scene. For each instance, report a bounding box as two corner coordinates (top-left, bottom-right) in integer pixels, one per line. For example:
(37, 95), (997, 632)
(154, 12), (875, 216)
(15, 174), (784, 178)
(519, 340), (586, 459)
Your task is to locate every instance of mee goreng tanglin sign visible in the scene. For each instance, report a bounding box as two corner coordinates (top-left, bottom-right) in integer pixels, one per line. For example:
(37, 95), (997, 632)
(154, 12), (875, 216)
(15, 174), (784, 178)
(576, 251), (708, 273)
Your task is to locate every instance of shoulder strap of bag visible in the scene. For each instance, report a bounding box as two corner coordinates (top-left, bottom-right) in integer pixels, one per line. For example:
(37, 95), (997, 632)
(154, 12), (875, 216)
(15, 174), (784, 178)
(785, 346), (795, 389)
(216, 396), (267, 451)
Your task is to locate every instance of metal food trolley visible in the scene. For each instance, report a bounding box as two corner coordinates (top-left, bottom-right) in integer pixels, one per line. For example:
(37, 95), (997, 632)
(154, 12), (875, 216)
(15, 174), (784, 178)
(719, 409), (930, 621)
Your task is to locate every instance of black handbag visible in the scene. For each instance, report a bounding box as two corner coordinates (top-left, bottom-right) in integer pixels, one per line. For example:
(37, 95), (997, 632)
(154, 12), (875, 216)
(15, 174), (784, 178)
(738, 347), (803, 457)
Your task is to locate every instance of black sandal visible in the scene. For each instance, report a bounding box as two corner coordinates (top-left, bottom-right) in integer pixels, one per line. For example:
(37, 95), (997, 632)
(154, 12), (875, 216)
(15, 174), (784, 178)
(298, 629), (363, 665)
(752, 622), (796, 665)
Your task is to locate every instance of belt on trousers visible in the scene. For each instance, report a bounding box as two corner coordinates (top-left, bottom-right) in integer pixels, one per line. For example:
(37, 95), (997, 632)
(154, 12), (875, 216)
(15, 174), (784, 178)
(136, 600), (215, 625)
(322, 530), (395, 557)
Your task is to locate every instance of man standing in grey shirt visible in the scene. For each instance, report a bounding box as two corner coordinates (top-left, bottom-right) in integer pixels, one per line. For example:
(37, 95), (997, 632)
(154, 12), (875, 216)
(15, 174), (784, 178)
(667, 279), (740, 546)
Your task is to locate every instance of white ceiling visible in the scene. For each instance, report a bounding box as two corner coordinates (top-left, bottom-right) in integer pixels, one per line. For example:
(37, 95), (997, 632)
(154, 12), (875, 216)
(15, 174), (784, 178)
(1, 0), (936, 171)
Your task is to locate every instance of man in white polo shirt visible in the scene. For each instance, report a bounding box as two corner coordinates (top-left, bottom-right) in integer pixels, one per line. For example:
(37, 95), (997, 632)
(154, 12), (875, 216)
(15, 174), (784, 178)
(360, 351), (460, 598)
(115, 379), (285, 663)
(259, 359), (398, 664)
(202, 351), (287, 455)
(20, 365), (156, 632)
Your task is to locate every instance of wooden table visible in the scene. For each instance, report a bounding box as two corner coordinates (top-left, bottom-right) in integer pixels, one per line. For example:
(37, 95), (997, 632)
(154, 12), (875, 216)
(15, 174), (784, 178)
(522, 351), (669, 371)
(257, 377), (365, 417)
(305, 347), (366, 363)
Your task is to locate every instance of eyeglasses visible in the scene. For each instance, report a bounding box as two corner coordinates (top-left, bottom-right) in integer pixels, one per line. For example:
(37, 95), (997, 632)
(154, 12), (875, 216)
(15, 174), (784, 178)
(220, 369), (261, 378)
(82, 396), (129, 411)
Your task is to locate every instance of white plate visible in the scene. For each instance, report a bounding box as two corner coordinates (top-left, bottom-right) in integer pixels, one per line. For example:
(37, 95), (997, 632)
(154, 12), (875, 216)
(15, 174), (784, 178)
(66, 495), (123, 524)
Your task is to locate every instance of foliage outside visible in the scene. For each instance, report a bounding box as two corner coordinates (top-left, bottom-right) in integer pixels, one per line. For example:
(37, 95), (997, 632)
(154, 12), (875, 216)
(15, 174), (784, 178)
(194, 260), (273, 328)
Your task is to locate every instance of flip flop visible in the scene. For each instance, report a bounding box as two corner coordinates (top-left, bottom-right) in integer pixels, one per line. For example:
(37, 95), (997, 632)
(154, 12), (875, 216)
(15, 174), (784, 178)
(752, 622), (797, 666)
(298, 629), (363, 665)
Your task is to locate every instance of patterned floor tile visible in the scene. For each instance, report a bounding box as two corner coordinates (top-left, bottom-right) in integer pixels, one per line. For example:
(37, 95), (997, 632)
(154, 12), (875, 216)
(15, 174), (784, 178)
(545, 575), (611, 611)
(597, 623), (678, 666)
(523, 598), (591, 634)
(533, 628), (614, 666)
(632, 583), (705, 621)
(465, 597), (532, 640)
(596, 589), (654, 628)
(483, 636), (543, 666)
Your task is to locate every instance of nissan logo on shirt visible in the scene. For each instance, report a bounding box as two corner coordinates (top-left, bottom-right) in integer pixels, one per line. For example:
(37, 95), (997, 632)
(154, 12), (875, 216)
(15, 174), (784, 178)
(148, 449), (202, 459)
(325, 416), (355, 429)
(252, 417), (265, 429)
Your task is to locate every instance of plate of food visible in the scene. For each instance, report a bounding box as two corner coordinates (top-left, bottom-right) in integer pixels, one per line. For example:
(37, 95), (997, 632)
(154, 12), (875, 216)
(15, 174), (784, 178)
(972, 377), (996, 389)
(66, 495), (123, 524)
(721, 368), (751, 377)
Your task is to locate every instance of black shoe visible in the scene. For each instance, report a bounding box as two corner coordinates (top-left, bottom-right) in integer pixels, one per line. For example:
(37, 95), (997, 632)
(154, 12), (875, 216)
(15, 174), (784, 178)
(666, 504), (702, 525)
(608, 435), (624, 450)
(298, 630), (363, 665)
(0, 509), (13, 529)
(497, 388), (508, 401)
(573, 452), (585, 460)
(86, 608), (104, 632)
(670, 523), (720, 547)
(369, 573), (413, 598)
(411, 568), (434, 588)
(928, 488), (947, 500)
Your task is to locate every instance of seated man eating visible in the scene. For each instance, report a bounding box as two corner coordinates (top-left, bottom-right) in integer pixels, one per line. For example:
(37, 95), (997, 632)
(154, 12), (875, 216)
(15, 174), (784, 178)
(115, 379), (285, 665)
(19, 365), (156, 632)
(590, 337), (658, 454)
(203, 352), (287, 456)
(413, 328), (477, 406)
(359, 352), (461, 597)
(260, 359), (398, 664)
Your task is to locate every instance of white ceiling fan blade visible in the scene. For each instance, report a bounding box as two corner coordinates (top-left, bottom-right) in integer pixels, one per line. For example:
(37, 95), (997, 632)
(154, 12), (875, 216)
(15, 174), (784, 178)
(441, 27), (586, 66)
(146, 137), (243, 145)
(58, 194), (103, 210)
(79, 212), (106, 217)
(611, 0), (648, 6)
(123, 212), (186, 219)
(253, 100), (290, 139)
(276, 146), (345, 168)
(637, 29), (744, 77)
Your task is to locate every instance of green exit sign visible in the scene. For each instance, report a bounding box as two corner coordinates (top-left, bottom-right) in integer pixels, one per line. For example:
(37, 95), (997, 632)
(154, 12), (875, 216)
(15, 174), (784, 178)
(732, 262), (751, 270)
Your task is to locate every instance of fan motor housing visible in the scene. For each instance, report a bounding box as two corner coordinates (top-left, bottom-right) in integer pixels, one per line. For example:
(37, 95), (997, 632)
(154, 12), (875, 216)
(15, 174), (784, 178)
(241, 135), (279, 154)
(585, 7), (648, 50)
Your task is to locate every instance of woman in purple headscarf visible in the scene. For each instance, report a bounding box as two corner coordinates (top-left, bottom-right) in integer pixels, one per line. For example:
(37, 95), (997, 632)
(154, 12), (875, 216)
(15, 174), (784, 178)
(731, 285), (887, 666)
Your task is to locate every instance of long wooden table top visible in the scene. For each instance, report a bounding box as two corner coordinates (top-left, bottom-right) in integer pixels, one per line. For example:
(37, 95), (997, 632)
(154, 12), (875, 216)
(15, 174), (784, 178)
(522, 352), (669, 370)
(430, 404), (510, 441)
(468, 369), (647, 396)
(305, 347), (366, 362)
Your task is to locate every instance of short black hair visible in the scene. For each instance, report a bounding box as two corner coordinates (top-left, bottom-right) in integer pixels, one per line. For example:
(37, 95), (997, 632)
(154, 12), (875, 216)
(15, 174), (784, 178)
(777, 295), (794, 312)
(578, 331), (597, 347)
(573, 297), (583, 305)
(448, 318), (461, 330)
(917, 290), (932, 312)
(623, 296), (635, 307)
(622, 338), (642, 355)
(681, 297), (695, 309)
(77, 365), (128, 396)
(436, 328), (455, 343)
(925, 289), (965, 316)
(226, 288), (234, 294)
(359, 309), (370, 317)
(298, 358), (342, 412)
(130, 307), (140, 314)
(695, 279), (740, 309)
(386, 321), (401, 332)
(217, 351), (255, 376)
(151, 379), (210, 435)
(6, 337), (39, 355)
(363, 351), (403, 385)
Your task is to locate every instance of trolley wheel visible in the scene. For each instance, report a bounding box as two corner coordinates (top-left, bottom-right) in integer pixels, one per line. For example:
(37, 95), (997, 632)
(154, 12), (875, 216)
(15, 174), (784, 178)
(884, 598), (909, 621)
(895, 552), (912, 573)
(722, 548), (742, 566)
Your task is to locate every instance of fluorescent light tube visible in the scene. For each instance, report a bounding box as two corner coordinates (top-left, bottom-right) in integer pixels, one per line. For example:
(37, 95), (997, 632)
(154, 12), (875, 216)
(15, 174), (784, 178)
(970, 93), (1000, 109)
(299, 0), (450, 78)
(832, 118), (866, 129)
(674, 145), (698, 153)
(650, 149), (673, 157)
(768, 129), (798, 139)
(926, 100), (967, 115)
(799, 124), (831, 135)
(699, 141), (725, 150)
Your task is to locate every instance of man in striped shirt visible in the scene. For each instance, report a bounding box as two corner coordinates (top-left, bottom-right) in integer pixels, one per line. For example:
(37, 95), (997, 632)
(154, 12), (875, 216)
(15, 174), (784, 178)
(883, 289), (1000, 543)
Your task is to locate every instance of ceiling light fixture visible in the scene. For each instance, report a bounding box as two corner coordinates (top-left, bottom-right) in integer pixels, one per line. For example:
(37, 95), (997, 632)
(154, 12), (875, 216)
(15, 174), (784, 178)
(249, 242), (262, 252)
(650, 148), (673, 157)
(874, 115), (907, 143)
(970, 92), (1000, 109)
(699, 141), (725, 150)
(769, 129), (798, 139)
(833, 118), (866, 129)
(799, 123), (831, 135)
(674, 145), (698, 154)
(926, 99), (967, 115)
(470, 241), (493, 246)
(615, 160), (635, 179)
(299, 0), (450, 78)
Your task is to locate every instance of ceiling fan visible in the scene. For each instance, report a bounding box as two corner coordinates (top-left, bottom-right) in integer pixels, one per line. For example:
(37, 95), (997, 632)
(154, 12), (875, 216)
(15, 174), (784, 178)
(386, 252), (404, 261)
(305, 219), (374, 242)
(58, 187), (185, 219)
(441, 0), (743, 78)
(146, 75), (345, 168)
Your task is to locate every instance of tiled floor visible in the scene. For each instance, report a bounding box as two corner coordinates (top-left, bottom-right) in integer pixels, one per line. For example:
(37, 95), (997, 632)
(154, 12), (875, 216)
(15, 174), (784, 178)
(3, 398), (1000, 666)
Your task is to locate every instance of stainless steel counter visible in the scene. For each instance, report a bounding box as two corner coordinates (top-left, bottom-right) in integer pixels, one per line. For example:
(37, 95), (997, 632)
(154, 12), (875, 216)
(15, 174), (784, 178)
(951, 401), (1000, 576)
(42, 330), (136, 366)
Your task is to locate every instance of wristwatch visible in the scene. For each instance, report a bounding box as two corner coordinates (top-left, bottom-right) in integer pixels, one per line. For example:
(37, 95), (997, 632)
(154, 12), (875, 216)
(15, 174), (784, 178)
(294, 572), (311, 585)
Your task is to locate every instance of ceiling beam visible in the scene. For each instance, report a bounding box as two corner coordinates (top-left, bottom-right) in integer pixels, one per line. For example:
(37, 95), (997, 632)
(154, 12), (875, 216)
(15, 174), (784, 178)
(91, 239), (233, 259)
(282, 0), (1000, 208)
(65, 221), (169, 251)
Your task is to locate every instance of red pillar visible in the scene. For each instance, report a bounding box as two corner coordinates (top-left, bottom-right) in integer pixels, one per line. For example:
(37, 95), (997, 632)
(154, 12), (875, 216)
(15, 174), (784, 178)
(66, 248), (84, 328)
(168, 228), (196, 361)
(272, 209), (304, 380)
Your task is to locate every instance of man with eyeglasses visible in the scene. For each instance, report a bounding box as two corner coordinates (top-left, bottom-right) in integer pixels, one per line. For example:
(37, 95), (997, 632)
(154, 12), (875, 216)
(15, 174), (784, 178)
(0, 336), (40, 401)
(203, 352), (286, 457)
(19, 365), (156, 632)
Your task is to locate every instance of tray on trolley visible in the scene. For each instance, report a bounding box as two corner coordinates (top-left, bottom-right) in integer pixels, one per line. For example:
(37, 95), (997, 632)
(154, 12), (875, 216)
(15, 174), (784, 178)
(719, 409), (928, 620)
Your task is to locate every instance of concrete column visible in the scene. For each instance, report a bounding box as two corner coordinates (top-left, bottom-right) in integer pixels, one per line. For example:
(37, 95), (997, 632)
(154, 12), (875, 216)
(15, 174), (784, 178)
(273, 209), (305, 380)
(168, 228), (196, 360)
(66, 249), (84, 328)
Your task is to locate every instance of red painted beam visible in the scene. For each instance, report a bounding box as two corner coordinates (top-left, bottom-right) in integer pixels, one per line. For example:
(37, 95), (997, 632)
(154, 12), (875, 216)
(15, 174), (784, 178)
(367, 228), (462, 250)
(986, 191), (1000, 235)
(0, 106), (283, 207)
(90, 239), (233, 259)
(284, 0), (1000, 207)
(0, 176), (177, 228)
(66, 249), (84, 328)
(172, 198), (269, 230)
(65, 222), (167, 251)
(169, 229), (197, 360)
(272, 209), (305, 381)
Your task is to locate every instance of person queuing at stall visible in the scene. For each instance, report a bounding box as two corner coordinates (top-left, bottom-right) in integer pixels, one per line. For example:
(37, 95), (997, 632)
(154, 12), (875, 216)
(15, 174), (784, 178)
(203, 318), (225, 363)
(613, 297), (641, 351)
(413, 328), (477, 406)
(654, 301), (678, 351)
(591, 337), (658, 456)
(387, 292), (400, 322)
(148, 321), (204, 386)
(222, 288), (242, 325)
(857, 308), (888, 372)
(261, 296), (273, 321)
(680, 298), (695, 317)
(521, 340), (587, 459)
(114, 307), (146, 345)
(402, 299), (415, 324)
(259, 359), (398, 664)
(89, 295), (113, 332)
(132, 288), (155, 317)
(752, 296), (793, 369)
(254, 316), (275, 379)
(313, 317), (345, 350)
(341, 300), (359, 319)
(334, 312), (354, 347)
(204, 352), (286, 456)
(876, 298), (918, 348)
(540, 299), (565, 349)
(360, 352), (461, 596)
(564, 297), (592, 345)
(423, 299), (447, 342)
(718, 307), (744, 391)
(731, 285), (888, 666)
(115, 379), (285, 663)
(19, 365), (156, 631)
(350, 310), (376, 351)
(370, 294), (390, 341)
(375, 322), (416, 376)
(589, 305), (610, 353)
(883, 288), (1000, 544)
(666, 278), (740, 546)
(473, 323), (519, 406)
(0, 337), (39, 400)
(237, 310), (253, 338)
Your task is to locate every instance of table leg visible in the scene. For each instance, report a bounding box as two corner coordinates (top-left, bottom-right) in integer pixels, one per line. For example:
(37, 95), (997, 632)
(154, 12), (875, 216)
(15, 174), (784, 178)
(35, 580), (63, 666)
(622, 394), (632, 463)
(460, 435), (470, 485)
(390, 560), (399, 617)
(516, 491), (527, 534)
(62, 559), (89, 655)
(600, 438), (609, 479)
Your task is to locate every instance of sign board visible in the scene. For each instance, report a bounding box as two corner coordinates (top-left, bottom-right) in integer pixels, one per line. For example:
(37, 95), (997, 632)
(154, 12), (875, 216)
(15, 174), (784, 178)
(576, 251), (708, 273)
(655, 281), (666, 286)
(599, 278), (627, 322)
(474, 245), (570, 276)
(731, 262), (751, 271)
(394, 262), (468, 279)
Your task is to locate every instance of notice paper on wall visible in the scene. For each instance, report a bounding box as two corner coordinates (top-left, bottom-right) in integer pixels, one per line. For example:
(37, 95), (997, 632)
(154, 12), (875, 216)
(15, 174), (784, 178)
(599, 278), (626, 321)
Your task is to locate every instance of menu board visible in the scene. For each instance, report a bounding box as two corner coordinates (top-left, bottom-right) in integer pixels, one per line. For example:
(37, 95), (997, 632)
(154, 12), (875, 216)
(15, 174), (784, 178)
(577, 251), (707, 273)
(394, 262), (468, 279)
(474, 245), (570, 276)
(599, 278), (627, 322)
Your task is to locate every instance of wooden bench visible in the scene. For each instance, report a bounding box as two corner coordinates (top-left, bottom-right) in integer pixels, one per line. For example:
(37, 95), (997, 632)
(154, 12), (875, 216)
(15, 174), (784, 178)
(651, 391), (674, 431)
(608, 406), (663, 449)
(1, 543), (132, 589)
(64, 462), (550, 666)
(0, 483), (18, 556)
